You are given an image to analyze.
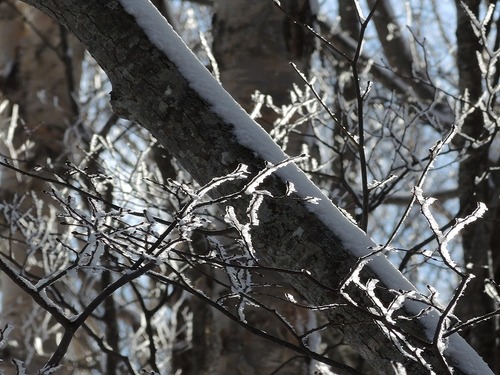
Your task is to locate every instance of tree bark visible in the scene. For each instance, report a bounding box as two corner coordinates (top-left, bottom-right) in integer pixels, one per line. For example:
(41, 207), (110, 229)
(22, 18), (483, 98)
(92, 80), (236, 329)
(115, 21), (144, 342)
(14, 1), (493, 374)
(212, 0), (315, 159)
(175, 2), (316, 374)
(454, 0), (500, 372)
(212, 0), (313, 114)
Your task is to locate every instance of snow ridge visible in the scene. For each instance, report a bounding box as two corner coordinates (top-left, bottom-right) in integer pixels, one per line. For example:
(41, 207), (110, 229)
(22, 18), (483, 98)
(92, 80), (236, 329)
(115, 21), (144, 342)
(117, 1), (493, 373)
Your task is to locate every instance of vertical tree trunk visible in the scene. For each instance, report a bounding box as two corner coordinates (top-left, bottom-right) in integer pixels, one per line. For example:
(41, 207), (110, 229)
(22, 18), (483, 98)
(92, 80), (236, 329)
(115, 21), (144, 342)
(172, 2), (317, 374)
(212, 0), (314, 156)
(455, 0), (499, 371)
(12, 1), (496, 372)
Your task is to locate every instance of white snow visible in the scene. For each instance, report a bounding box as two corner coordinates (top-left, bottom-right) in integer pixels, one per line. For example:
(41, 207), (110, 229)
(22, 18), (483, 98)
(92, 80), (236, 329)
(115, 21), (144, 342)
(118, 1), (493, 373)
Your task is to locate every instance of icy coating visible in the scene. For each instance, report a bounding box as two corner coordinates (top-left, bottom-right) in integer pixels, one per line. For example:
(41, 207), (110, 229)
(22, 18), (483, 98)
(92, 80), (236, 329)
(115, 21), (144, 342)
(118, 0), (493, 373)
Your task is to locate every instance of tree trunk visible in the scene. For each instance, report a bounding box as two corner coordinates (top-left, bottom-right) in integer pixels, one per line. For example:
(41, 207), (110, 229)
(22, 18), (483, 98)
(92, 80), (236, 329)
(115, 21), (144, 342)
(212, 0), (314, 156)
(13, 1), (494, 373)
(173, 2), (317, 373)
(454, 0), (500, 372)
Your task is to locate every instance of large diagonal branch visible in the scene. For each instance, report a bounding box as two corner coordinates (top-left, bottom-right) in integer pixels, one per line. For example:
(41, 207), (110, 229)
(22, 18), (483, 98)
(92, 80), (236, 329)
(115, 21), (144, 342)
(18, 1), (491, 374)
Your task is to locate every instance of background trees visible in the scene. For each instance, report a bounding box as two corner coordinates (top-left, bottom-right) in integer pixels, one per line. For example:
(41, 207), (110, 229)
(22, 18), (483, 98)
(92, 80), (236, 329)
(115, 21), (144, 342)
(0, 0), (499, 374)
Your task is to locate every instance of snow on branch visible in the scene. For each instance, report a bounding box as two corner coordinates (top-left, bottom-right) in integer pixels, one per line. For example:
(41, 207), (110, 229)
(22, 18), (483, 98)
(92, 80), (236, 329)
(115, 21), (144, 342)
(13, 0), (494, 373)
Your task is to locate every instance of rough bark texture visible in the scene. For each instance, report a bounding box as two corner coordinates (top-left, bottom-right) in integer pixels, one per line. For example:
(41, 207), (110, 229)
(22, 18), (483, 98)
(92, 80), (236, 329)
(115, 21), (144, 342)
(212, 0), (314, 156)
(175, 2), (316, 373)
(15, 1), (492, 374)
(212, 0), (312, 112)
(454, 0), (499, 372)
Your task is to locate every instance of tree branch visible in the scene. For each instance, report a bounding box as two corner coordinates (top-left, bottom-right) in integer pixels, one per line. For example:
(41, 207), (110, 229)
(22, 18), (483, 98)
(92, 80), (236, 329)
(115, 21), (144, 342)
(16, 1), (493, 373)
